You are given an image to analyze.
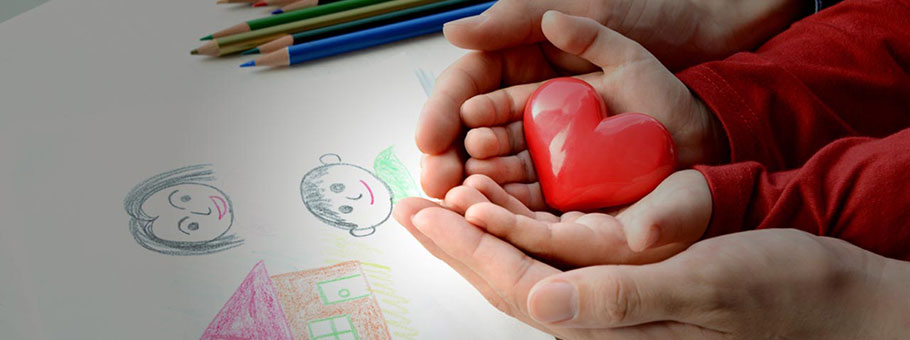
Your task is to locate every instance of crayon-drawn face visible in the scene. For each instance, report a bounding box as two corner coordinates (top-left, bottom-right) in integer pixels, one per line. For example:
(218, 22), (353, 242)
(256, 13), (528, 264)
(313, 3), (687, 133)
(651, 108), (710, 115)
(141, 183), (234, 243)
(301, 157), (392, 237)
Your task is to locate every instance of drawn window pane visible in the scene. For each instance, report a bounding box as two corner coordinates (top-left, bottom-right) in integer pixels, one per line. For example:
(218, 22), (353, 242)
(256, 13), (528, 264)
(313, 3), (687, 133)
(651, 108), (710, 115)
(333, 317), (352, 332)
(317, 274), (371, 305)
(308, 318), (334, 338)
(307, 315), (358, 340)
(337, 332), (357, 340)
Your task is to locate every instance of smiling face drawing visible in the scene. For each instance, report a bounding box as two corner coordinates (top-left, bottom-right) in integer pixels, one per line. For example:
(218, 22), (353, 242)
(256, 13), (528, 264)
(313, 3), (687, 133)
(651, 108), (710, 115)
(301, 155), (393, 237)
(141, 183), (234, 243)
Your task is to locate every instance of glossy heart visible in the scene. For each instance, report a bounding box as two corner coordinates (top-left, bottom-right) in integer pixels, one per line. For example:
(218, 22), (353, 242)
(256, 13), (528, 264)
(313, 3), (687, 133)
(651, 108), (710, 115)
(523, 77), (677, 211)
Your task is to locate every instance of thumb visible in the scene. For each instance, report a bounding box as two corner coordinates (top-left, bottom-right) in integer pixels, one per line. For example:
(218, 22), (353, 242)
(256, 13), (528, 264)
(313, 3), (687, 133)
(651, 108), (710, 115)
(443, 0), (544, 50)
(541, 10), (652, 70)
(617, 170), (712, 252)
(526, 261), (707, 328)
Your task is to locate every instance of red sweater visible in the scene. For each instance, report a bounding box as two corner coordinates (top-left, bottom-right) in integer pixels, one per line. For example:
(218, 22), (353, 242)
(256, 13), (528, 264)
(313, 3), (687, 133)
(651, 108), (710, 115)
(676, 0), (910, 259)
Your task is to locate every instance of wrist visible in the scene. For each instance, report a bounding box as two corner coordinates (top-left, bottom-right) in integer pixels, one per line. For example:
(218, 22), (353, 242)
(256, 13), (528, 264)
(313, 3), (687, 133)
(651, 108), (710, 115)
(694, 0), (810, 54)
(826, 238), (910, 338)
(865, 257), (910, 338)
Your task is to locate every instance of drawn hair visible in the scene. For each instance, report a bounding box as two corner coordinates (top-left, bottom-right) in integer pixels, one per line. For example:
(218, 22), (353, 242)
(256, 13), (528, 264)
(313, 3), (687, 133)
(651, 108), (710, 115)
(300, 154), (391, 237)
(124, 164), (243, 255)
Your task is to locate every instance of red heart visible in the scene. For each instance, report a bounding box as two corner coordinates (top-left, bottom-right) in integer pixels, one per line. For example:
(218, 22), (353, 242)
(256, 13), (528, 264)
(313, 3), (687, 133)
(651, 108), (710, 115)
(523, 77), (677, 211)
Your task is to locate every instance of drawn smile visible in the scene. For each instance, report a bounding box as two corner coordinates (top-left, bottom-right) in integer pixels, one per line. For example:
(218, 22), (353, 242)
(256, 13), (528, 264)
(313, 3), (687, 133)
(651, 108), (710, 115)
(210, 196), (228, 220)
(346, 193), (363, 200)
(360, 180), (374, 205)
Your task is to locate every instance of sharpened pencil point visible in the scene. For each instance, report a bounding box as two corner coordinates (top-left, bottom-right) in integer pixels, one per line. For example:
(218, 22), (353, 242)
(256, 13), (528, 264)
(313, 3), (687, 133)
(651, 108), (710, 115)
(240, 61), (256, 68)
(216, 0), (228, 3)
(200, 35), (213, 41)
(241, 48), (260, 56)
(271, 8), (283, 14)
(252, 1), (266, 7)
(191, 49), (199, 55)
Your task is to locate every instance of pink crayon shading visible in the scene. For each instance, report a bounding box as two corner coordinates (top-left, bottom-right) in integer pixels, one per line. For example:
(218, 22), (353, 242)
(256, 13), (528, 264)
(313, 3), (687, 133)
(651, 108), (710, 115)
(359, 180), (374, 205)
(210, 196), (228, 220)
(200, 261), (293, 340)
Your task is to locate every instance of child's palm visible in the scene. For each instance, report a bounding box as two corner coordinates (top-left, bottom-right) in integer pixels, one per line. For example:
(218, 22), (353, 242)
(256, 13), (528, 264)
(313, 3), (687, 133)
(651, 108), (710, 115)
(460, 11), (721, 211)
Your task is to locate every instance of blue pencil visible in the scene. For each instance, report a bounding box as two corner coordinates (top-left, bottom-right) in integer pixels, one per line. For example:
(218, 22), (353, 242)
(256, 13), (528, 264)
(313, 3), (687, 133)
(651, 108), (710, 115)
(241, 1), (495, 67)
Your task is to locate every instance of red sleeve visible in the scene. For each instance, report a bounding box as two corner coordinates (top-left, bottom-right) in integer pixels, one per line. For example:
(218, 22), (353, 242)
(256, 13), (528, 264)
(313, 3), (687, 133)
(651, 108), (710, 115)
(694, 129), (910, 260)
(676, 0), (910, 170)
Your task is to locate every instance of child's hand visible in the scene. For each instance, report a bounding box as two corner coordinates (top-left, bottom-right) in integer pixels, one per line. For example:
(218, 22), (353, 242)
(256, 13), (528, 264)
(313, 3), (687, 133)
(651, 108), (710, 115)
(446, 11), (726, 210)
(418, 0), (807, 199)
(442, 170), (711, 268)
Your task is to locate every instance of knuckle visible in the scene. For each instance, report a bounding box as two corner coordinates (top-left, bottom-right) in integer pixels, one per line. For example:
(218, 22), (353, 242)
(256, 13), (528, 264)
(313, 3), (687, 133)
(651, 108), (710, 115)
(593, 273), (638, 325)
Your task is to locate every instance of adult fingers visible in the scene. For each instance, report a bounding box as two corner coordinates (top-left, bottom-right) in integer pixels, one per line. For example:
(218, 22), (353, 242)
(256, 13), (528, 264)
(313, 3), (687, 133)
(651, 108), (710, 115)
(417, 51), (501, 155)
(420, 148), (464, 199)
(464, 122), (526, 159)
(411, 205), (563, 321)
(392, 198), (504, 309)
(541, 10), (651, 72)
(616, 170), (711, 252)
(417, 46), (559, 155)
(464, 150), (537, 184)
(526, 261), (712, 328)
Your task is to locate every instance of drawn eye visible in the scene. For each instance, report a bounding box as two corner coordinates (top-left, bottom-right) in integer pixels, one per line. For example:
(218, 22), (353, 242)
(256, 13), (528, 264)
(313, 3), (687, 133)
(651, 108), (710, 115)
(187, 222), (200, 231)
(339, 205), (353, 214)
(181, 195), (192, 202)
(330, 183), (345, 193)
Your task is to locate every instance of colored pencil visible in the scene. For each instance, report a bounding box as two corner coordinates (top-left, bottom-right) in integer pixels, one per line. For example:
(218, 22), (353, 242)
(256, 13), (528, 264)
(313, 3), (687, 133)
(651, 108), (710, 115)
(251, 0), (297, 7)
(272, 0), (324, 13)
(201, 0), (391, 40)
(192, 0), (441, 56)
(245, 0), (485, 55)
(241, 1), (494, 67)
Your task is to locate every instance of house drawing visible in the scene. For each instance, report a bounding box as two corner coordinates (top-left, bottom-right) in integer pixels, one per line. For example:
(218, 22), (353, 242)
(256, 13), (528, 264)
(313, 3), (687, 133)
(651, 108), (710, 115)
(200, 261), (391, 340)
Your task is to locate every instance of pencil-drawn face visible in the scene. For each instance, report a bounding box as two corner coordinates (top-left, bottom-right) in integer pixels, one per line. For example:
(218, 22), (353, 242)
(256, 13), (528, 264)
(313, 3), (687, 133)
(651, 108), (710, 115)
(301, 154), (392, 237)
(141, 183), (234, 243)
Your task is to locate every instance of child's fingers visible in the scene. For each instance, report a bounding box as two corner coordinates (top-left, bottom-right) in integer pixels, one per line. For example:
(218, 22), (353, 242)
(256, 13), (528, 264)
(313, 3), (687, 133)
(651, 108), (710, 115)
(464, 122), (527, 159)
(466, 204), (627, 267)
(502, 182), (548, 211)
(443, 185), (491, 216)
(462, 174), (536, 218)
(541, 10), (651, 71)
(461, 82), (538, 128)
(465, 150), (537, 184)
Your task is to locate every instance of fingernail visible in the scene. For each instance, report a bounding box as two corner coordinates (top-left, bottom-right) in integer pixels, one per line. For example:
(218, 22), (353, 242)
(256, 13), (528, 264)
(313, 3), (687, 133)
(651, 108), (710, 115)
(529, 281), (577, 323)
(444, 14), (487, 28)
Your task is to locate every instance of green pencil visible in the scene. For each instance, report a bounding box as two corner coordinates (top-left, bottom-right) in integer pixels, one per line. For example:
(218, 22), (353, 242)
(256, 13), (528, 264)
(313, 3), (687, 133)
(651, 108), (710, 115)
(202, 0), (392, 40)
(192, 0), (442, 56)
(245, 0), (485, 55)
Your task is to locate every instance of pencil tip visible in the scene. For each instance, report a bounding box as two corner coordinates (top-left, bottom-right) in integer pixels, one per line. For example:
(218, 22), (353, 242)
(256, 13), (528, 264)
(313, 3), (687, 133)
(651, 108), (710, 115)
(241, 48), (260, 56)
(216, 0), (227, 3)
(271, 8), (283, 14)
(240, 61), (256, 68)
(252, 1), (266, 7)
(200, 35), (213, 41)
(190, 49), (199, 55)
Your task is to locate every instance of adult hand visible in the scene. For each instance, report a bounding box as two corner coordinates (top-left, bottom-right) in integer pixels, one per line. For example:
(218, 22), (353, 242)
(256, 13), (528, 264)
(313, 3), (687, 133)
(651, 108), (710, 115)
(441, 170), (711, 267)
(417, 0), (808, 199)
(394, 196), (910, 339)
(420, 11), (727, 209)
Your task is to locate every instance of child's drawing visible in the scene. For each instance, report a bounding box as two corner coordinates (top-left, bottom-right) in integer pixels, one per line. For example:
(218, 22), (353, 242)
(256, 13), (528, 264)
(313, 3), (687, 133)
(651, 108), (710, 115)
(124, 164), (242, 255)
(201, 261), (391, 340)
(301, 147), (419, 237)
